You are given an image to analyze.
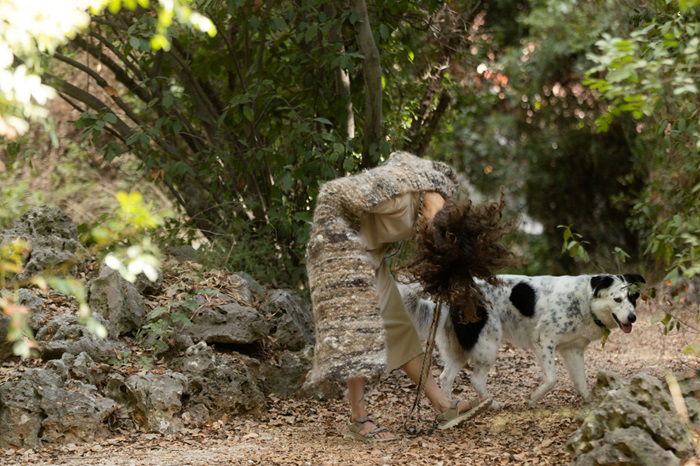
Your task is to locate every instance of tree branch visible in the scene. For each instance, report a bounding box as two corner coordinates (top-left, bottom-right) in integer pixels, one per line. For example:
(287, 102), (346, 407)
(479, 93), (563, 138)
(327, 3), (355, 141)
(57, 92), (125, 143)
(72, 35), (152, 104)
(53, 53), (144, 128)
(402, 3), (480, 154)
(89, 29), (145, 81)
(412, 91), (452, 155)
(43, 73), (133, 140)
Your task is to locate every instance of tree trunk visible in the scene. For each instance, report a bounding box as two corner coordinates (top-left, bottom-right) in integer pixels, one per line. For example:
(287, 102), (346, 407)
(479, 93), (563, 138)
(352, 0), (382, 167)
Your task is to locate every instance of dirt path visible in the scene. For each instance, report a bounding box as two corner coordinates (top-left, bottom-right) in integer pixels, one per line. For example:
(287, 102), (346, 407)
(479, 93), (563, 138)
(4, 301), (699, 465)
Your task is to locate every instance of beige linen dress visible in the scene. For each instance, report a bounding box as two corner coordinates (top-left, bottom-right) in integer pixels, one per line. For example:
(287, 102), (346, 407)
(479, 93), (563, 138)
(360, 192), (424, 371)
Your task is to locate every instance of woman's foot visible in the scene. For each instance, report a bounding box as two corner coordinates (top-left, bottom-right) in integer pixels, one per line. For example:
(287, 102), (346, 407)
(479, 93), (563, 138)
(347, 416), (399, 442)
(436, 397), (492, 430)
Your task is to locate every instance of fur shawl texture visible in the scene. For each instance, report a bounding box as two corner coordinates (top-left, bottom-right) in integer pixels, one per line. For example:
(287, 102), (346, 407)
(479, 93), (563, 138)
(305, 151), (457, 385)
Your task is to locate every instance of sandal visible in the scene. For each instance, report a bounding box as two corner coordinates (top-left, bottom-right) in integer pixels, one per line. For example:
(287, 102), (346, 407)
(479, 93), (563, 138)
(346, 416), (399, 443)
(436, 397), (492, 430)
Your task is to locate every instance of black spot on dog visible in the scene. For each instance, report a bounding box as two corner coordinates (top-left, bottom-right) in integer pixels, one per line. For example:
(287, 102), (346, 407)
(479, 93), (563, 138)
(509, 282), (536, 317)
(621, 273), (645, 306)
(451, 306), (488, 351)
(591, 275), (614, 297)
(566, 298), (581, 318)
(622, 274), (646, 284)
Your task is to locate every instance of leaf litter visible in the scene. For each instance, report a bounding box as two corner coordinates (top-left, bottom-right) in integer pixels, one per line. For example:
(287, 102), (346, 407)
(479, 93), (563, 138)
(1, 281), (698, 465)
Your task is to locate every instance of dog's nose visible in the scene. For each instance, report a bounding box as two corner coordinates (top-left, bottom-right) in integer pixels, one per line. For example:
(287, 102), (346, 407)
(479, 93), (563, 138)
(628, 314), (636, 323)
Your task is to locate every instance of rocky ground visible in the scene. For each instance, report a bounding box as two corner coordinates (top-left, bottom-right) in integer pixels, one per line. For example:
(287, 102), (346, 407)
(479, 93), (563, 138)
(0, 206), (699, 465)
(1, 297), (698, 465)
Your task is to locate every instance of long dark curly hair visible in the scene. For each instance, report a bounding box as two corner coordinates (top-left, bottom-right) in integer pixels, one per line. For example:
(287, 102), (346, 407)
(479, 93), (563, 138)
(401, 195), (517, 322)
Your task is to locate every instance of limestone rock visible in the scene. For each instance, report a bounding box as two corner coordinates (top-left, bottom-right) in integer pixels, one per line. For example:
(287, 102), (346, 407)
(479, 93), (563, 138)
(677, 371), (700, 425)
(233, 271), (265, 298)
(172, 342), (265, 416)
(39, 379), (117, 444)
(0, 289), (47, 361)
(0, 363), (116, 448)
(259, 289), (314, 350)
(36, 313), (129, 363)
(574, 426), (681, 466)
(88, 264), (146, 337)
(568, 371), (694, 465)
(0, 206), (84, 280)
(123, 371), (188, 434)
(182, 403), (210, 427)
(257, 348), (312, 398)
(17, 288), (48, 332)
(165, 245), (203, 263)
(186, 299), (268, 346)
(0, 368), (54, 448)
(134, 271), (163, 296)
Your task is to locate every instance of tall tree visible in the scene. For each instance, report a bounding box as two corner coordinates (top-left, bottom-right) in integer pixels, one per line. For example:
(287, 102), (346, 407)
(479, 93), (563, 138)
(42, 1), (485, 286)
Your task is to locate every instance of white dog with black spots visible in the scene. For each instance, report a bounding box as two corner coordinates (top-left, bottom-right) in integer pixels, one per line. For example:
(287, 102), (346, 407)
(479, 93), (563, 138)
(401, 273), (645, 407)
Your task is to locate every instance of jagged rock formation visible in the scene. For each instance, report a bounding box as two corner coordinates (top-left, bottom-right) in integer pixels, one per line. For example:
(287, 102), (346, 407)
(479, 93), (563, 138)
(0, 206), (84, 280)
(88, 264), (147, 338)
(0, 205), (327, 449)
(568, 370), (697, 466)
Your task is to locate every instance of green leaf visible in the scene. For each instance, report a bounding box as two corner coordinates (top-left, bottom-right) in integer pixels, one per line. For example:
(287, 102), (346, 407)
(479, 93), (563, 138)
(148, 306), (170, 321)
(243, 106), (254, 122)
(150, 34), (170, 51)
(163, 93), (174, 109)
(277, 172), (293, 192)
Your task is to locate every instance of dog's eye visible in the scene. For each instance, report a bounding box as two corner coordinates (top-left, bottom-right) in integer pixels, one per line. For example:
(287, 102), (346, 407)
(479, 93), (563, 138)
(614, 297), (623, 303)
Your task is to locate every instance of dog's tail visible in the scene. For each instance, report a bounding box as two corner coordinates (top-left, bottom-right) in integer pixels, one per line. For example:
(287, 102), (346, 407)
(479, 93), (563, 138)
(398, 282), (445, 341)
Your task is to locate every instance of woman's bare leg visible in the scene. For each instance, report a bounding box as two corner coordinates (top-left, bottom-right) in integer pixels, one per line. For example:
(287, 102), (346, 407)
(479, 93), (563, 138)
(401, 354), (477, 413)
(347, 377), (397, 439)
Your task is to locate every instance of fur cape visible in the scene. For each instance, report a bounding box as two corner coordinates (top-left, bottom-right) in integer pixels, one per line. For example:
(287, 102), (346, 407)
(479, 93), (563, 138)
(305, 151), (457, 385)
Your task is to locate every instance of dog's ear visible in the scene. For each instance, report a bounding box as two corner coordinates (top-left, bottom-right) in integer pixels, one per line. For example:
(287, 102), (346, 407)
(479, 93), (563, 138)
(622, 273), (645, 284)
(591, 275), (614, 297)
(622, 273), (645, 306)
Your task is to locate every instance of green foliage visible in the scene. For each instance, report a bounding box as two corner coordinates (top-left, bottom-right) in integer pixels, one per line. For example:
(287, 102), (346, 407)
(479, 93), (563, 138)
(585, 14), (700, 132)
(428, 0), (645, 274)
(0, 240), (35, 357)
(0, 0), (215, 139)
(136, 297), (194, 353)
(558, 225), (591, 263)
(585, 4), (700, 282)
(22, 0), (699, 286)
(52, 1), (482, 287)
(654, 312), (683, 335)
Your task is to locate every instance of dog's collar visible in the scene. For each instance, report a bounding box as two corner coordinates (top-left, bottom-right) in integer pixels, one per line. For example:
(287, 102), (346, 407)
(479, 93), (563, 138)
(590, 311), (607, 329)
(591, 310), (612, 348)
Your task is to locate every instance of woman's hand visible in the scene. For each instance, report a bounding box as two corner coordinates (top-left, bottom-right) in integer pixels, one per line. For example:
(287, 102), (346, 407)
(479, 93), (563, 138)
(422, 192), (445, 222)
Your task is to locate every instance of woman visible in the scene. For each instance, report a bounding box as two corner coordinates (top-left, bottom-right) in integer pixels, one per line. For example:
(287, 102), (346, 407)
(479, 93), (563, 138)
(305, 151), (492, 441)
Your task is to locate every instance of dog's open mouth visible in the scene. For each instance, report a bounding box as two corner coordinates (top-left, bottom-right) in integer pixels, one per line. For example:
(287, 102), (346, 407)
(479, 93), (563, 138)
(613, 314), (633, 334)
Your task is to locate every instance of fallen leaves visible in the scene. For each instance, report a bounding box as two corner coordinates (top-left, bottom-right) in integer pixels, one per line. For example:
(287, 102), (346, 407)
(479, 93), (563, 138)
(3, 266), (699, 465)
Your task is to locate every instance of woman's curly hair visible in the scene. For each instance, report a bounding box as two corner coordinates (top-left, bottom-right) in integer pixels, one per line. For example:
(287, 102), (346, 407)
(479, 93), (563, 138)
(402, 195), (517, 323)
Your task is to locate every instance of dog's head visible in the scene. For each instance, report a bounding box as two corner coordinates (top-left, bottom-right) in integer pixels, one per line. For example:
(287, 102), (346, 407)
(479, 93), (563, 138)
(590, 274), (645, 333)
